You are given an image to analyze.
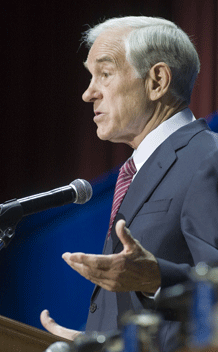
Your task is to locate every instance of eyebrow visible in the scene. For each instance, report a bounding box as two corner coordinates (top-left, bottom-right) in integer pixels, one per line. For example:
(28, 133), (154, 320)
(83, 56), (116, 70)
(96, 56), (115, 64)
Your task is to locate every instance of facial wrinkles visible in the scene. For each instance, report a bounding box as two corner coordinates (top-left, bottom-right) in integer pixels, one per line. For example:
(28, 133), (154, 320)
(83, 29), (152, 147)
(87, 29), (130, 71)
(85, 33), (130, 109)
(123, 77), (153, 142)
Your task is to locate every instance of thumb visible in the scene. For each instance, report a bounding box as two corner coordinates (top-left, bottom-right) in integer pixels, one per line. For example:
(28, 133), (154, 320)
(115, 219), (136, 249)
(40, 309), (55, 331)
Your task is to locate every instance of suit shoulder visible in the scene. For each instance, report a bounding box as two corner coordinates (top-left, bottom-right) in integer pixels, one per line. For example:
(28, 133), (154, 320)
(188, 125), (218, 152)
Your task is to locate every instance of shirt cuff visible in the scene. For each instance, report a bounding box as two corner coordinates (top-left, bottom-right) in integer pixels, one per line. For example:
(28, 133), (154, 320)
(141, 287), (161, 300)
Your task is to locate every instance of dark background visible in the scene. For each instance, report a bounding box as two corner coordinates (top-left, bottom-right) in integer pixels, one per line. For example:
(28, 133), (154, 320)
(2, 0), (218, 203)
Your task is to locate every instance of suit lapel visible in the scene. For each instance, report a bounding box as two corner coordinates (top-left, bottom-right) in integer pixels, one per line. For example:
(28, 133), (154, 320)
(91, 141), (177, 301)
(110, 118), (210, 253)
(90, 119), (209, 301)
(110, 138), (177, 252)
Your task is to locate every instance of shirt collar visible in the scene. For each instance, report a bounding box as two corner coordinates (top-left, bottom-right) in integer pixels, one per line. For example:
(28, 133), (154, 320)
(132, 108), (196, 173)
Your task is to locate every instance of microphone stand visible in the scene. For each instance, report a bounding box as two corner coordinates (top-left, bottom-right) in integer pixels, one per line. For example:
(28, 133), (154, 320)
(0, 200), (23, 251)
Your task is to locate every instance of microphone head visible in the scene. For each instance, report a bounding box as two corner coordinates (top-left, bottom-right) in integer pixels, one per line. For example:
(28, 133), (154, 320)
(70, 179), (93, 204)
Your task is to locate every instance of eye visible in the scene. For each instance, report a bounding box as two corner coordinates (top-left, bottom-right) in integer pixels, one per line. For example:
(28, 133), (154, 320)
(102, 72), (110, 78)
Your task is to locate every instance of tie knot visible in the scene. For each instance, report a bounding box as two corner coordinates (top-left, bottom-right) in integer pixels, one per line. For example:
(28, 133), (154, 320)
(120, 158), (137, 177)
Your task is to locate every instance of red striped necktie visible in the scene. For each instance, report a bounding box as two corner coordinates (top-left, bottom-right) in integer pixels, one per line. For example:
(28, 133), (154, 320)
(107, 158), (137, 238)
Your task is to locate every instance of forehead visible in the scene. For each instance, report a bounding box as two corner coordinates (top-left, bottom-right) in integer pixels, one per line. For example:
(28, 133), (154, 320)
(85, 29), (130, 69)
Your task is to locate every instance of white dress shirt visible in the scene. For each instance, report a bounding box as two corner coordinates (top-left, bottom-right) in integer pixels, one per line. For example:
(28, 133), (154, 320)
(132, 108), (196, 175)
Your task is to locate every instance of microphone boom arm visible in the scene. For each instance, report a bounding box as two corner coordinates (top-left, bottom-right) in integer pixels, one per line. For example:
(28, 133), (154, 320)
(0, 200), (23, 250)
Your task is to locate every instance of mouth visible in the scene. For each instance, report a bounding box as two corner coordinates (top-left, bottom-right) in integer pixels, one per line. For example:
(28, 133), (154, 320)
(94, 111), (105, 121)
(94, 111), (104, 116)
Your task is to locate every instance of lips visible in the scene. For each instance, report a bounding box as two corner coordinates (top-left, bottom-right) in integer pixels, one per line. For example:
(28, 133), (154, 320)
(94, 111), (105, 123)
(94, 111), (103, 116)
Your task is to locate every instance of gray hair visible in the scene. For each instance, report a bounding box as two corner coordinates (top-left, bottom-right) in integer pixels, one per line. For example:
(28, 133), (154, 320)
(83, 16), (200, 104)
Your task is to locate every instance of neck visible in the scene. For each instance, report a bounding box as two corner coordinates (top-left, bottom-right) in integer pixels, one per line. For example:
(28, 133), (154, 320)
(130, 99), (187, 149)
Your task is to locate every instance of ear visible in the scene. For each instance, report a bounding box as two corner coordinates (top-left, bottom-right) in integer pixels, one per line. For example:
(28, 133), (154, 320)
(147, 63), (172, 101)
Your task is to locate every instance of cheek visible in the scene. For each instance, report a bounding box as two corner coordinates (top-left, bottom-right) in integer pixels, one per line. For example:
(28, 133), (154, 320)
(119, 92), (145, 118)
(120, 81), (146, 109)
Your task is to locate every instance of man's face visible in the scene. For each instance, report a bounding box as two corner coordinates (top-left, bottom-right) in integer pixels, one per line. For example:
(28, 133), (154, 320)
(82, 29), (153, 148)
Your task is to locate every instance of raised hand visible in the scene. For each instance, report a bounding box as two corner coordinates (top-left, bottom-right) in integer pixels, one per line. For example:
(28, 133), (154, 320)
(62, 219), (161, 294)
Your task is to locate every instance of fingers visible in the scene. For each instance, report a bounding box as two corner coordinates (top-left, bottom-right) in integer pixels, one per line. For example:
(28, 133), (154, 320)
(61, 220), (140, 290)
(115, 219), (136, 250)
(40, 309), (81, 340)
(40, 309), (58, 333)
(62, 220), (137, 274)
(63, 252), (113, 270)
(62, 252), (78, 262)
(62, 252), (120, 275)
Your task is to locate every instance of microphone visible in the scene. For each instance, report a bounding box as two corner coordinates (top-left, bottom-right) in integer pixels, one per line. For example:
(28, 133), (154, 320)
(0, 179), (93, 218)
(0, 179), (93, 250)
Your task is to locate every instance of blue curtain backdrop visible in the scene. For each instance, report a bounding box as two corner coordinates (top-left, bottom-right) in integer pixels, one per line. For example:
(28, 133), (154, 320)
(0, 168), (119, 331)
(0, 114), (217, 332)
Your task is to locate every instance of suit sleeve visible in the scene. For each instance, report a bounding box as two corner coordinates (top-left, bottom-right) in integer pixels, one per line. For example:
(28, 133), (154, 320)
(157, 149), (218, 289)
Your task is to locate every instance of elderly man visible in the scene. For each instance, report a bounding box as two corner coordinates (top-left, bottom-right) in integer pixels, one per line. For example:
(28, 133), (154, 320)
(41, 16), (218, 351)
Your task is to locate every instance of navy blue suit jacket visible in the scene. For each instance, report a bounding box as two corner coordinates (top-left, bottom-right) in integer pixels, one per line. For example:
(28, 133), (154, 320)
(85, 119), (218, 351)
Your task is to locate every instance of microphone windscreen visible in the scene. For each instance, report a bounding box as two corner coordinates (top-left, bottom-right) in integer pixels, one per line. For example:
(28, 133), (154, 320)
(70, 179), (92, 204)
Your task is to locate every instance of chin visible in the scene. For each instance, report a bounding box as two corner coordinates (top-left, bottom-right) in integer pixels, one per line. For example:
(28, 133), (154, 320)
(96, 126), (124, 144)
(96, 128), (112, 141)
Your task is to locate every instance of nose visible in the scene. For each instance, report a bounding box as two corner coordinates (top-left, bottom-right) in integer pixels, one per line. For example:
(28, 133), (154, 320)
(82, 80), (103, 103)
